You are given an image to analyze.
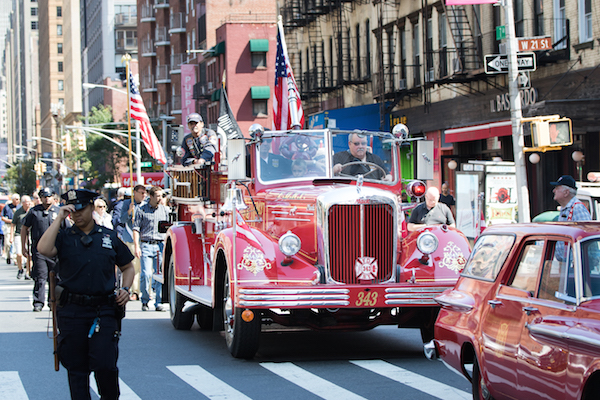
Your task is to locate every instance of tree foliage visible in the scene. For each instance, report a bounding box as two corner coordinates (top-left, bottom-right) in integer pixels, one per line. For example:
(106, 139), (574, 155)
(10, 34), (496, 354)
(6, 159), (37, 196)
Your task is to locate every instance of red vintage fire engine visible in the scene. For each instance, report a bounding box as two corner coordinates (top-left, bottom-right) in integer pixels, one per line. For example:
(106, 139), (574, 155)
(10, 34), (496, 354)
(158, 124), (470, 358)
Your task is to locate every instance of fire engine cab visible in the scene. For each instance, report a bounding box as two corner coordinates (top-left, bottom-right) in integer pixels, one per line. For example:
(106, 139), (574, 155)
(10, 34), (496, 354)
(158, 124), (470, 358)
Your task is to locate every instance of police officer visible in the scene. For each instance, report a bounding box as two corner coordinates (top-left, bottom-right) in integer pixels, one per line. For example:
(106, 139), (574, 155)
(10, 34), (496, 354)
(181, 112), (217, 166)
(22, 187), (61, 312)
(37, 189), (134, 400)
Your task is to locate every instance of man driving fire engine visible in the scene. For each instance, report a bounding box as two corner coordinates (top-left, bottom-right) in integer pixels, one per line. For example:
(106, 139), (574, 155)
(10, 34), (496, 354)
(332, 133), (391, 181)
(181, 113), (218, 167)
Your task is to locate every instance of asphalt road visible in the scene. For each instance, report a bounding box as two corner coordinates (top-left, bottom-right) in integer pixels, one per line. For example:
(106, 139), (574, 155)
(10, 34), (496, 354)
(0, 258), (472, 400)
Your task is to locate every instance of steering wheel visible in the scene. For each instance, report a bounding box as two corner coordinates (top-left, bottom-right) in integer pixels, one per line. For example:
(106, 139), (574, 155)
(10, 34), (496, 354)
(279, 136), (318, 160)
(337, 161), (387, 179)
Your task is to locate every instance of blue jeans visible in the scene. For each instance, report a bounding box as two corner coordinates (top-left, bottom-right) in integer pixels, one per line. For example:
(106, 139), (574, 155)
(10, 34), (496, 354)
(140, 242), (163, 308)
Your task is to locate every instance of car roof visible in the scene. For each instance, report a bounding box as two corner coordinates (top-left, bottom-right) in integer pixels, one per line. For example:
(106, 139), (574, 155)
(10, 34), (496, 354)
(481, 222), (600, 241)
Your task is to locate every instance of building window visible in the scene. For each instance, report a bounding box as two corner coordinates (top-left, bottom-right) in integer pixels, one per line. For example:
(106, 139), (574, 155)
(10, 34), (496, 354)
(57, 25), (62, 35)
(400, 26), (406, 81)
(31, 21), (38, 30)
(513, 0), (524, 37)
(31, 7), (37, 16)
(251, 53), (266, 68)
(554, 0), (567, 49)
(57, 43), (63, 54)
(252, 100), (268, 117)
(413, 21), (420, 86)
(58, 61), (63, 72)
(116, 30), (137, 50)
(439, 12), (448, 77)
(58, 98), (64, 106)
(355, 23), (361, 79)
(57, 6), (62, 17)
(249, 39), (268, 68)
(580, 0), (592, 42)
(534, 0), (544, 36)
(58, 80), (64, 91)
(365, 19), (371, 77)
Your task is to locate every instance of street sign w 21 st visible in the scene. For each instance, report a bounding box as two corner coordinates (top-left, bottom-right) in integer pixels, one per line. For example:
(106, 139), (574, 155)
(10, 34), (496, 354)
(484, 53), (536, 74)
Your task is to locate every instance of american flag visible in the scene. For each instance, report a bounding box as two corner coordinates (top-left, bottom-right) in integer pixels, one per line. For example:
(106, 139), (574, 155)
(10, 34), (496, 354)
(272, 20), (304, 130)
(128, 71), (167, 165)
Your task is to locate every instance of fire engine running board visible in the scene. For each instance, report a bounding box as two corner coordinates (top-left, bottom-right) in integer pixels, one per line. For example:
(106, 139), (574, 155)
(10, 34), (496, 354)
(239, 288), (350, 307)
(175, 285), (212, 307)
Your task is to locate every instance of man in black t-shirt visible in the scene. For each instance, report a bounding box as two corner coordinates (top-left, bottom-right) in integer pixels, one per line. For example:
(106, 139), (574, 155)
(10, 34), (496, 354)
(439, 182), (455, 215)
(408, 187), (455, 232)
(332, 133), (391, 181)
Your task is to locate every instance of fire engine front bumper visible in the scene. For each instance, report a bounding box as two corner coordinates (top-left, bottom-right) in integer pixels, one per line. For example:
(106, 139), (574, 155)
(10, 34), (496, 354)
(237, 286), (450, 308)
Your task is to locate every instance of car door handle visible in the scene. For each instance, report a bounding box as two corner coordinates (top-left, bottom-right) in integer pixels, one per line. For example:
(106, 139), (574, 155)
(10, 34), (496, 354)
(522, 306), (539, 316)
(488, 300), (502, 309)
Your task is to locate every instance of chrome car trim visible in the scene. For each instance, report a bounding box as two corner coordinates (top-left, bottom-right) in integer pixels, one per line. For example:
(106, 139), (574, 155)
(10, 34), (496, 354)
(274, 217), (312, 222)
(239, 300), (350, 307)
(386, 293), (441, 299)
(240, 295), (350, 301)
(435, 298), (475, 311)
(385, 299), (438, 305)
(527, 323), (600, 348)
(386, 287), (449, 293)
(239, 288), (349, 295)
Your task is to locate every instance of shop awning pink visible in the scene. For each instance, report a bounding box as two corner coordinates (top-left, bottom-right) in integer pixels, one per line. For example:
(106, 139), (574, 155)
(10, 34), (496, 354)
(444, 120), (512, 143)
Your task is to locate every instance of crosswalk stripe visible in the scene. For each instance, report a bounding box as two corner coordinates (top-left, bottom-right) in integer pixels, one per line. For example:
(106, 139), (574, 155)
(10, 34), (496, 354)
(89, 376), (141, 400)
(0, 371), (28, 400)
(351, 360), (471, 400)
(167, 365), (251, 400)
(260, 362), (367, 400)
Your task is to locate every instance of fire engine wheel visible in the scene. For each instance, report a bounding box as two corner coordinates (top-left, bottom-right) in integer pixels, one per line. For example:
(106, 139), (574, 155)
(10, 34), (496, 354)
(472, 357), (494, 400)
(338, 161), (386, 178)
(195, 306), (214, 330)
(168, 259), (194, 330)
(223, 269), (260, 359)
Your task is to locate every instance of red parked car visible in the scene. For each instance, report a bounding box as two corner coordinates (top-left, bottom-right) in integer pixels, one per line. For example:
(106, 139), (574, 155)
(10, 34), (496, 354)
(427, 222), (600, 400)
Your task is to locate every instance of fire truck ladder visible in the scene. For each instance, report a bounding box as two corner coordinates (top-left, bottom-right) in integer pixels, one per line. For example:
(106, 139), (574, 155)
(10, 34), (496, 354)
(443, 4), (482, 74)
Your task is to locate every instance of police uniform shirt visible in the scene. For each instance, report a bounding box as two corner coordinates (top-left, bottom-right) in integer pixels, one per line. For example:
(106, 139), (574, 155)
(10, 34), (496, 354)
(23, 203), (61, 243)
(55, 224), (134, 296)
(409, 202), (455, 226)
(332, 150), (388, 180)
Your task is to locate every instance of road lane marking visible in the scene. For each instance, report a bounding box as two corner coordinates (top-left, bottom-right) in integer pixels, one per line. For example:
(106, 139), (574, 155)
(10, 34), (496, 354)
(167, 365), (251, 400)
(351, 360), (471, 400)
(260, 362), (367, 400)
(90, 376), (141, 400)
(0, 371), (28, 400)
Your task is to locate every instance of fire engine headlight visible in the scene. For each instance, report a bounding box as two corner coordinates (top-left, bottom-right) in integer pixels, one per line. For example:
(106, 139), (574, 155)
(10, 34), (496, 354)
(417, 232), (438, 255)
(279, 231), (301, 257)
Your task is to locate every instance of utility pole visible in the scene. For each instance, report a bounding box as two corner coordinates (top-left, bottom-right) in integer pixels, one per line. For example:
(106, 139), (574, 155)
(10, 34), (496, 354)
(503, 0), (530, 223)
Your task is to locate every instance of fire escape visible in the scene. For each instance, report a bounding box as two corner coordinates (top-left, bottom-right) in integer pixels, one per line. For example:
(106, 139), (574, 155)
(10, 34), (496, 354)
(281, 0), (370, 115)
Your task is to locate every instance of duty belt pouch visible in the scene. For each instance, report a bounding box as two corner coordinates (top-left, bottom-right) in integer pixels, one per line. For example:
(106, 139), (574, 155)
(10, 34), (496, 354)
(115, 304), (126, 320)
(55, 285), (66, 307)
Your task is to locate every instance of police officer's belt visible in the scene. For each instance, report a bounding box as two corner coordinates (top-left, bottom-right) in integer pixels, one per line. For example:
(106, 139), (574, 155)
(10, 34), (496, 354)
(66, 293), (116, 307)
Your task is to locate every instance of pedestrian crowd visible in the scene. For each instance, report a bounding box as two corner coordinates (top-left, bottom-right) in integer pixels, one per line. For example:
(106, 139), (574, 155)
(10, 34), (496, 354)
(6, 185), (171, 313)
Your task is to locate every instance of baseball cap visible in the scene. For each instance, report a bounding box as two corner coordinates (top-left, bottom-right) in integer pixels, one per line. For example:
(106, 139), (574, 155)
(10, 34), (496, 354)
(187, 113), (202, 124)
(550, 175), (577, 189)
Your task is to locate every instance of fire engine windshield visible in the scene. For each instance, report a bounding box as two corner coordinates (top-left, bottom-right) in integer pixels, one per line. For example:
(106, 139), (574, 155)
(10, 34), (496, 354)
(257, 130), (396, 183)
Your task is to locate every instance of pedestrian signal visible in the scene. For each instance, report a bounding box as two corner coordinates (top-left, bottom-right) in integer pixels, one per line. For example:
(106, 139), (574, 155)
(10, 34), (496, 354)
(530, 118), (572, 147)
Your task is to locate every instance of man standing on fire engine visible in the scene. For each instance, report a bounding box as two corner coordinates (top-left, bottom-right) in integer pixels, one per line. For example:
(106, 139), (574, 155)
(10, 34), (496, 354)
(133, 186), (170, 311)
(181, 113), (217, 166)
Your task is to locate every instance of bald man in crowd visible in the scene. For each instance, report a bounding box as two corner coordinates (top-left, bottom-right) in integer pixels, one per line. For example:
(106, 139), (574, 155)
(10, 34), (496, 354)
(408, 186), (455, 231)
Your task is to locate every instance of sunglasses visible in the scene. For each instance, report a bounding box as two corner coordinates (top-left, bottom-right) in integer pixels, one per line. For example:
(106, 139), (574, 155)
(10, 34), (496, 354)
(351, 141), (367, 146)
(96, 205), (106, 208)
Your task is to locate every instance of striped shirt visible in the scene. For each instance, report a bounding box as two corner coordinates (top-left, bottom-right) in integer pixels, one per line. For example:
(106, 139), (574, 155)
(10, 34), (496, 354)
(132, 202), (170, 242)
(558, 197), (591, 222)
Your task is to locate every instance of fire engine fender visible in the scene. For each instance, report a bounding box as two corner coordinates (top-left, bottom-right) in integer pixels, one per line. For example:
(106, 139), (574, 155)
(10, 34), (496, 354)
(162, 224), (206, 303)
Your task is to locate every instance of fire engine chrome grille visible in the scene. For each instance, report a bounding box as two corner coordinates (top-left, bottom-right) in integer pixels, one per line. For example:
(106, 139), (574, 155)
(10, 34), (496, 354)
(238, 288), (350, 307)
(384, 287), (449, 305)
(328, 204), (394, 284)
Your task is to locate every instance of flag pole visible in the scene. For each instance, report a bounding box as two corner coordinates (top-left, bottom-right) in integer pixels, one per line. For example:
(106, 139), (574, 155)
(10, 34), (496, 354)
(122, 53), (134, 188)
(277, 15), (301, 130)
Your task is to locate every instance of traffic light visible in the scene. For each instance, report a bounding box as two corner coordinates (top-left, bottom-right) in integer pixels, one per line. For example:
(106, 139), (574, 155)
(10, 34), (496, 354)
(78, 133), (87, 151)
(528, 117), (573, 148)
(62, 133), (72, 152)
(34, 162), (47, 176)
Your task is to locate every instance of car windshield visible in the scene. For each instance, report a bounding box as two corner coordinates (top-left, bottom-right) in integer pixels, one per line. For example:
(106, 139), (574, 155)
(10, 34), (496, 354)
(462, 234), (515, 281)
(257, 130), (396, 184)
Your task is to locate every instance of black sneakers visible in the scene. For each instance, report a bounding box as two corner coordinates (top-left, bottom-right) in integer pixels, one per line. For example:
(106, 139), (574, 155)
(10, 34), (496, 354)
(17, 270), (23, 279)
(142, 303), (149, 311)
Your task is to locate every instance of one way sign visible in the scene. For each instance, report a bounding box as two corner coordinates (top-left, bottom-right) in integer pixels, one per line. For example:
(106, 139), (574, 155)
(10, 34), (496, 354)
(484, 52), (536, 74)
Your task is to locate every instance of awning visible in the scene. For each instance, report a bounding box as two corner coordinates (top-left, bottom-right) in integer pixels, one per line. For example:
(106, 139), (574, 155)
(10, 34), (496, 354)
(210, 88), (221, 102)
(250, 86), (270, 99)
(444, 120), (512, 143)
(249, 39), (269, 52)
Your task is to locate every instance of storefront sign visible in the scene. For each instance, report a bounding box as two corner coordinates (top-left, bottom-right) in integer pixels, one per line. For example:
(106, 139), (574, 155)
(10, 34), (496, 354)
(490, 87), (538, 112)
(120, 172), (165, 188)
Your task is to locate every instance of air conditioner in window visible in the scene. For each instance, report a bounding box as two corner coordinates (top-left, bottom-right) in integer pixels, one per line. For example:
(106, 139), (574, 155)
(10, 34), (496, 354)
(398, 78), (407, 90)
(207, 82), (213, 90)
(426, 70), (434, 82)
